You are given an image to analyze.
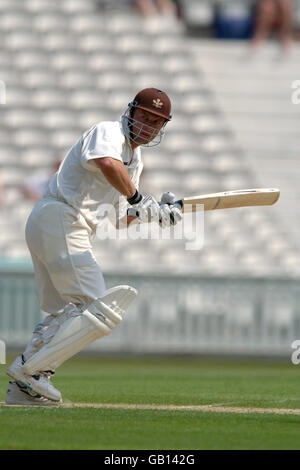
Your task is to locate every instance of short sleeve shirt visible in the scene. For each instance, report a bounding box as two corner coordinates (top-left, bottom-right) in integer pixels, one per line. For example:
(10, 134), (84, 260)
(46, 121), (143, 230)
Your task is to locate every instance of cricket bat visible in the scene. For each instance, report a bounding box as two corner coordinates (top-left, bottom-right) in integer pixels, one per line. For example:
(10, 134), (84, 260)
(175, 188), (280, 213)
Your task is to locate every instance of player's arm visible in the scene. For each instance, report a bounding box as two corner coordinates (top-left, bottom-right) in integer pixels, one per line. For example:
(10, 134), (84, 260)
(94, 157), (136, 198)
(94, 156), (165, 225)
(94, 157), (138, 226)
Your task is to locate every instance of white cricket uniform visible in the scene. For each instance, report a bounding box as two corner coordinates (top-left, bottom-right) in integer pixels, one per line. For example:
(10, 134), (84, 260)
(25, 120), (143, 314)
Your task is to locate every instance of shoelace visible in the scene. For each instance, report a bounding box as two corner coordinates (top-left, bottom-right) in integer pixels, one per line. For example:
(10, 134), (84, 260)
(40, 370), (55, 380)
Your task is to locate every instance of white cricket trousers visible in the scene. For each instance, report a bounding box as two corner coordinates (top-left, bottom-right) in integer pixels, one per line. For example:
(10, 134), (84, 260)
(25, 197), (106, 315)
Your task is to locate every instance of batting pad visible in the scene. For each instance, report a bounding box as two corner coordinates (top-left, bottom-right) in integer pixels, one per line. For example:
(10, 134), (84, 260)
(23, 285), (137, 375)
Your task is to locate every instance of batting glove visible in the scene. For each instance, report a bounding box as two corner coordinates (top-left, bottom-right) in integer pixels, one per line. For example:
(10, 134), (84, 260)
(159, 192), (183, 228)
(127, 190), (160, 223)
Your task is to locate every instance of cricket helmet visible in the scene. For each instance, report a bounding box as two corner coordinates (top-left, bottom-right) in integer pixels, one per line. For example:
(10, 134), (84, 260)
(130, 88), (172, 121)
(121, 88), (172, 147)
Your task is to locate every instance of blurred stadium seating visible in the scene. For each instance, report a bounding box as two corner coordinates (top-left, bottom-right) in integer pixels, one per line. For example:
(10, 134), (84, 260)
(0, 0), (299, 281)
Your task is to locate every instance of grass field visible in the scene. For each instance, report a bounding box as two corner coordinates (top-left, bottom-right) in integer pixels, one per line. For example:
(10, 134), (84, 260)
(1, 354), (300, 450)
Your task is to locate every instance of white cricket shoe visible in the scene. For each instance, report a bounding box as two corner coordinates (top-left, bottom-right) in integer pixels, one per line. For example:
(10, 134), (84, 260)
(6, 355), (62, 402)
(5, 381), (62, 406)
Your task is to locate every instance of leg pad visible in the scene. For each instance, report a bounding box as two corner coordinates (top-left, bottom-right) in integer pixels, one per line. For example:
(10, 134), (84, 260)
(23, 285), (137, 374)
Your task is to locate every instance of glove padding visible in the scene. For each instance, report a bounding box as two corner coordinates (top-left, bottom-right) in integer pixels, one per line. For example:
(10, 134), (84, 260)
(129, 194), (160, 223)
(159, 192), (183, 228)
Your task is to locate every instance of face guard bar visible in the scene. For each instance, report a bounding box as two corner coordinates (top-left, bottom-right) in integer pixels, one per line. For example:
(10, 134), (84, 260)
(121, 107), (167, 147)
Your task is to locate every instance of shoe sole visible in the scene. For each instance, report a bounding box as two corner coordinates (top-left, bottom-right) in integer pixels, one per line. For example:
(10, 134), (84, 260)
(6, 368), (34, 391)
(6, 381), (63, 406)
(6, 368), (61, 402)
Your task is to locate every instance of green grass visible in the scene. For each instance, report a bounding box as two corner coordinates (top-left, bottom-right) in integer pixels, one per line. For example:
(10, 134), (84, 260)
(1, 354), (300, 449)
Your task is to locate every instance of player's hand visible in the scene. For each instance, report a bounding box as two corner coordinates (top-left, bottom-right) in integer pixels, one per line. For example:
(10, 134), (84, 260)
(127, 191), (160, 223)
(159, 192), (183, 228)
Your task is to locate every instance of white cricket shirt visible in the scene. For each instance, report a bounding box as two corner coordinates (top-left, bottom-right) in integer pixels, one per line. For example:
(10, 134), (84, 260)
(45, 120), (143, 230)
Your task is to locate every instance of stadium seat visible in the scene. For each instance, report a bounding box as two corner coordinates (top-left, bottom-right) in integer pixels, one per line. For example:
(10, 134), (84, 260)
(23, 70), (60, 88)
(0, 147), (19, 165)
(14, 51), (50, 70)
(5, 32), (40, 51)
(0, 13), (32, 30)
(25, 0), (60, 12)
(32, 89), (70, 108)
(20, 148), (57, 167)
(60, 0), (94, 14)
(15, 128), (51, 147)
(70, 14), (107, 33)
(108, 14), (141, 35)
(178, 93), (216, 114)
(42, 33), (80, 52)
(33, 14), (68, 33)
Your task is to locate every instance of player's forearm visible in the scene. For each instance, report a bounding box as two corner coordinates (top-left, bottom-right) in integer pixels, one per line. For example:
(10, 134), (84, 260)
(95, 157), (136, 198)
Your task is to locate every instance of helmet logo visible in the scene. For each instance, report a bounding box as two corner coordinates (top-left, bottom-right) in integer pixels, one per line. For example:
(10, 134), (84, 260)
(152, 98), (163, 109)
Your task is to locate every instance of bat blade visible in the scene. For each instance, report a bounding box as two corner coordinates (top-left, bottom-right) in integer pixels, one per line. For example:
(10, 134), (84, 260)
(177, 188), (280, 213)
